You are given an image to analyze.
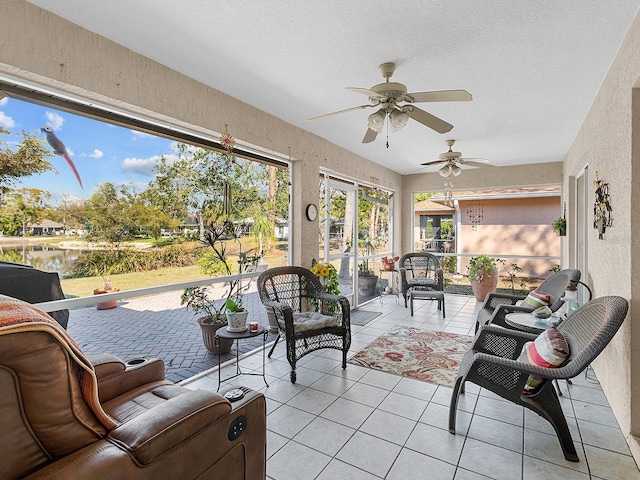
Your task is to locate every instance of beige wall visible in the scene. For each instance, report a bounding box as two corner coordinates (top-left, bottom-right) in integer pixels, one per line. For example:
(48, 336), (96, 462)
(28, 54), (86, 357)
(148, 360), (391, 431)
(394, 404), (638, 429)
(562, 7), (640, 460)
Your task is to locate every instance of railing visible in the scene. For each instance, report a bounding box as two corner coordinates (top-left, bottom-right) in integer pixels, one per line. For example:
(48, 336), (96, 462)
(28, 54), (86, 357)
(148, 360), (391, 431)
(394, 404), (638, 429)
(35, 271), (262, 313)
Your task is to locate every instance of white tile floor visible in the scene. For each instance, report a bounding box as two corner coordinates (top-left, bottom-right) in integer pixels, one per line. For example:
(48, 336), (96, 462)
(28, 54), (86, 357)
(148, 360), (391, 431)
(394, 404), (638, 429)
(182, 294), (640, 480)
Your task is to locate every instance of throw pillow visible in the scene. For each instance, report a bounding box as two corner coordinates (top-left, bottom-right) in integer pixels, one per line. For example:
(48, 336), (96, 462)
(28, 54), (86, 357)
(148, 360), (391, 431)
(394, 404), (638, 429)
(517, 289), (551, 309)
(517, 327), (569, 394)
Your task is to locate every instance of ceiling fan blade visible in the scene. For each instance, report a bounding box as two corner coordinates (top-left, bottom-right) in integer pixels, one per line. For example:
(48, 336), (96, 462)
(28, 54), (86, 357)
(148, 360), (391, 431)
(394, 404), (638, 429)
(405, 106), (453, 134)
(463, 160), (495, 168)
(307, 104), (373, 122)
(362, 128), (378, 144)
(420, 160), (446, 167)
(346, 86), (387, 99)
(406, 90), (473, 103)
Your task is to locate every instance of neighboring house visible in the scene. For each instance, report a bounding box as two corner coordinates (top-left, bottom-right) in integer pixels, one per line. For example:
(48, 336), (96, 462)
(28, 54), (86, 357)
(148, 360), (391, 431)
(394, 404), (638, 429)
(414, 186), (561, 278)
(24, 220), (65, 236)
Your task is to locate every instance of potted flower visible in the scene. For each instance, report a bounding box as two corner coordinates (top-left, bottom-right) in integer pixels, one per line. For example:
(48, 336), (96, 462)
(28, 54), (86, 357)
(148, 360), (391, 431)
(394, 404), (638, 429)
(93, 275), (119, 310)
(468, 254), (499, 302)
(381, 255), (399, 271)
(552, 216), (566, 236)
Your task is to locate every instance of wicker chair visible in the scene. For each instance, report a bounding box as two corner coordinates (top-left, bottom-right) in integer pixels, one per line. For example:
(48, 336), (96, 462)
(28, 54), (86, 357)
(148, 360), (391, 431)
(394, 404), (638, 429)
(257, 266), (351, 383)
(450, 295), (629, 462)
(475, 268), (581, 333)
(399, 252), (444, 308)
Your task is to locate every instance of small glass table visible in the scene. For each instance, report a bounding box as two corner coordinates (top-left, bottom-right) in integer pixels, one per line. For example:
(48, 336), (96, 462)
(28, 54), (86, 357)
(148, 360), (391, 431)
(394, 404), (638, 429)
(215, 325), (269, 391)
(505, 312), (559, 334)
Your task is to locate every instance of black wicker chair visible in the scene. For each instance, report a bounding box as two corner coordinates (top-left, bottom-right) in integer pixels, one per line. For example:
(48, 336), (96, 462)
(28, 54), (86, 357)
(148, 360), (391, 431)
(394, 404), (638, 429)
(475, 268), (581, 333)
(450, 295), (628, 462)
(399, 252), (444, 308)
(257, 266), (351, 383)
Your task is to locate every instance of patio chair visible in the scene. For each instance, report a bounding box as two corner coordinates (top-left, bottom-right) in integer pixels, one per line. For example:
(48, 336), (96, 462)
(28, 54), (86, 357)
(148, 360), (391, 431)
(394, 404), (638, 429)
(257, 266), (351, 383)
(450, 295), (629, 462)
(475, 268), (581, 333)
(399, 252), (444, 308)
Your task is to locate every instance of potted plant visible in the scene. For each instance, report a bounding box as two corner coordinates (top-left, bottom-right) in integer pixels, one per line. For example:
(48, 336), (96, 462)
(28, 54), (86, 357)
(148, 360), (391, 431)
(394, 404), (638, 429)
(182, 218), (260, 353)
(181, 286), (234, 354)
(552, 216), (566, 236)
(358, 262), (379, 296)
(225, 296), (248, 332)
(468, 254), (499, 302)
(93, 278), (120, 310)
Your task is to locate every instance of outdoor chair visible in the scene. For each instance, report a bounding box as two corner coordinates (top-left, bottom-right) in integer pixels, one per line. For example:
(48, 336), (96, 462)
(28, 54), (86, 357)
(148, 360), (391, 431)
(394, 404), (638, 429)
(0, 294), (267, 480)
(257, 266), (351, 383)
(399, 252), (444, 308)
(475, 268), (581, 333)
(450, 295), (629, 462)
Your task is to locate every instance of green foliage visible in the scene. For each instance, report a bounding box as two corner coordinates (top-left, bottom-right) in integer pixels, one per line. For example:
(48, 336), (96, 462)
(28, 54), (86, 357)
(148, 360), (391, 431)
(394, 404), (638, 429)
(552, 216), (566, 235)
(181, 286), (227, 324)
(0, 128), (54, 197)
(468, 254), (497, 282)
(67, 244), (202, 278)
(197, 251), (231, 276)
(225, 297), (245, 313)
(413, 192), (433, 202)
(0, 188), (52, 235)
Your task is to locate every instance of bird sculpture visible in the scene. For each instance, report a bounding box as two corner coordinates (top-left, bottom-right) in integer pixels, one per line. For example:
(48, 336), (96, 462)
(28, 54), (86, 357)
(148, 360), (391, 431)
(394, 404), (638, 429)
(40, 125), (83, 189)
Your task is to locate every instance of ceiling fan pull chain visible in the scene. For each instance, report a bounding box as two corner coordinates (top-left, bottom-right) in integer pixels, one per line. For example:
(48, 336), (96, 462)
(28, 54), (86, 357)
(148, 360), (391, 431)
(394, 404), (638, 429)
(386, 116), (390, 148)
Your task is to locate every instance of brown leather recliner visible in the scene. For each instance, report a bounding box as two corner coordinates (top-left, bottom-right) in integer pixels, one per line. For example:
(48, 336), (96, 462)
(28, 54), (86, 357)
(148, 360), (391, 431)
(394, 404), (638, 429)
(0, 294), (266, 480)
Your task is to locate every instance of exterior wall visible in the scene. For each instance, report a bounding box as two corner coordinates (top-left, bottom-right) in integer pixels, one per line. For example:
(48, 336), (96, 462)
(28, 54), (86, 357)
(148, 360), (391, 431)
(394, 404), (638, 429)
(402, 163), (564, 255)
(457, 197), (561, 278)
(562, 7), (640, 461)
(0, 0), (404, 270)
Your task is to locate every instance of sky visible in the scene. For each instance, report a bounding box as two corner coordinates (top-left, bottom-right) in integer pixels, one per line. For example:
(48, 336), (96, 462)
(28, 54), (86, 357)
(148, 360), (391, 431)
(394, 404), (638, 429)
(0, 95), (178, 203)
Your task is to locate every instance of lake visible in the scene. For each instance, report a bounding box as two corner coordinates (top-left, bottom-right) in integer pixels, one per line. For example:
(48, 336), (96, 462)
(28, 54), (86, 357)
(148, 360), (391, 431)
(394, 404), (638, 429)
(0, 245), (82, 277)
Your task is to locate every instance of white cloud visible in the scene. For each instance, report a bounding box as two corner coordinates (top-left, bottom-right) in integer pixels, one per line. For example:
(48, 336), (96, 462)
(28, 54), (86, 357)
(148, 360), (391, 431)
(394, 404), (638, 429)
(0, 111), (15, 128)
(88, 149), (103, 159)
(121, 153), (179, 177)
(0, 97), (8, 106)
(45, 111), (64, 130)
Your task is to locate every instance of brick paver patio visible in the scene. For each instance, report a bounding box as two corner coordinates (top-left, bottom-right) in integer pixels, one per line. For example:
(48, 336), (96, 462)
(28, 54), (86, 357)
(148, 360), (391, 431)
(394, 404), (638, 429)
(67, 286), (277, 383)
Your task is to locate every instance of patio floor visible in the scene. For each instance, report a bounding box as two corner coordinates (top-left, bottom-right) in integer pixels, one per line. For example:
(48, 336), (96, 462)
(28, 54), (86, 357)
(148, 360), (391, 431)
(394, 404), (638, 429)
(65, 289), (640, 479)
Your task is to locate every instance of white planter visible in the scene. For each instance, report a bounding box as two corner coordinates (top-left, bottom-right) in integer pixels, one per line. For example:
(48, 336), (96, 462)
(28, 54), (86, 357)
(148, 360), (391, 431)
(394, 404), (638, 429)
(226, 310), (249, 332)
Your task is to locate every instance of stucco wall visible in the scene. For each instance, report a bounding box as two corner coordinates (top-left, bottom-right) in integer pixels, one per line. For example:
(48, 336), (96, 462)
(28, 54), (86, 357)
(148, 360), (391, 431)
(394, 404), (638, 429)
(562, 6), (640, 460)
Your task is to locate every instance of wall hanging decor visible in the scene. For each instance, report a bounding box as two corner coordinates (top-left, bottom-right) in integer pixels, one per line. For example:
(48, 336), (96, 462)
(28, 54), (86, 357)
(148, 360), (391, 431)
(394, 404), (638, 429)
(466, 202), (484, 231)
(593, 171), (613, 239)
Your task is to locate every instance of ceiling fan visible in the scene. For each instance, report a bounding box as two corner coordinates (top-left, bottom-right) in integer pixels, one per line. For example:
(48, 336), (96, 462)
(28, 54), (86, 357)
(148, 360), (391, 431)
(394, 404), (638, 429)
(307, 62), (472, 145)
(421, 139), (493, 204)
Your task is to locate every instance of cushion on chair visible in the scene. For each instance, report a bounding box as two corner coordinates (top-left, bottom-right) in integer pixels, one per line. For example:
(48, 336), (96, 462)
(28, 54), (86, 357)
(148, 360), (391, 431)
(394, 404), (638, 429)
(517, 289), (551, 309)
(518, 327), (569, 394)
(292, 312), (338, 333)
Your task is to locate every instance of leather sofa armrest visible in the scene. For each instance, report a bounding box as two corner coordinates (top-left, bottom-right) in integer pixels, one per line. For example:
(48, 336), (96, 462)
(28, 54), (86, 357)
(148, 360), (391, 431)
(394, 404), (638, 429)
(108, 389), (232, 465)
(86, 353), (166, 403)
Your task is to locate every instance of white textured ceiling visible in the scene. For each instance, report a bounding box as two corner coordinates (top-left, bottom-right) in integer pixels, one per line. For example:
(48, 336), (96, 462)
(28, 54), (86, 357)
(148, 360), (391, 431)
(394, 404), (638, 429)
(28, 0), (640, 175)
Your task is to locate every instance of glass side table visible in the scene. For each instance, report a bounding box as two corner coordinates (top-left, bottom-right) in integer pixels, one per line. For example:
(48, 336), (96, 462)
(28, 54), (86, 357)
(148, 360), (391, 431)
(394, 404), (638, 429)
(215, 325), (269, 391)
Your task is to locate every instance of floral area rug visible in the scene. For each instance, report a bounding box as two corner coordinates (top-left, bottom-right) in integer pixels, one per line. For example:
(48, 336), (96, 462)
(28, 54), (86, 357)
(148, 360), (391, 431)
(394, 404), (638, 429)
(348, 326), (473, 387)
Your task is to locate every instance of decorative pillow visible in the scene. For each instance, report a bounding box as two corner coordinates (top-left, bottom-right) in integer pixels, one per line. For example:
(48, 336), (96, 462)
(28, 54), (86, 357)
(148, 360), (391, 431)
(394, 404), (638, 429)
(292, 312), (337, 333)
(517, 327), (569, 394)
(516, 289), (551, 309)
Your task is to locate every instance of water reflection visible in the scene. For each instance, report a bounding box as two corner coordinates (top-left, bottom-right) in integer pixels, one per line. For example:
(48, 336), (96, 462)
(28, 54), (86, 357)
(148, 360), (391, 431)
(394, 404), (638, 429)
(0, 246), (81, 277)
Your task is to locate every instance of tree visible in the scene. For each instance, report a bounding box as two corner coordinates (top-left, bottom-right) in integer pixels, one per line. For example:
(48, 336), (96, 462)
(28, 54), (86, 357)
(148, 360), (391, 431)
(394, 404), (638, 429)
(0, 188), (52, 235)
(0, 128), (54, 197)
